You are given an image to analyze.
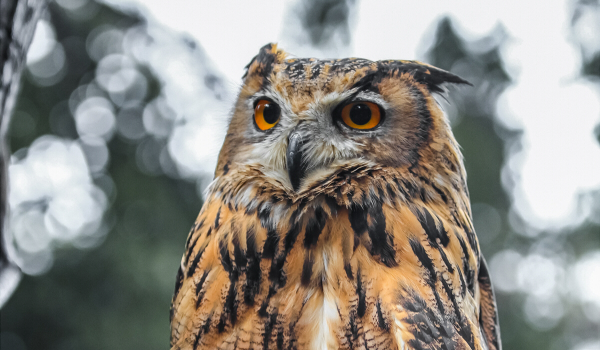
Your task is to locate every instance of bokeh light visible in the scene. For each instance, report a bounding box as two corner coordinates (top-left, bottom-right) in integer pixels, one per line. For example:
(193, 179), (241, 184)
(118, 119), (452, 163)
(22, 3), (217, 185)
(8, 136), (108, 274)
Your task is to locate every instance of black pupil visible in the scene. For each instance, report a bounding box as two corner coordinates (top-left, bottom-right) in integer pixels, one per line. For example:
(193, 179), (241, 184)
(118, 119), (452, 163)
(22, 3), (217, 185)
(262, 103), (280, 124)
(349, 103), (372, 125)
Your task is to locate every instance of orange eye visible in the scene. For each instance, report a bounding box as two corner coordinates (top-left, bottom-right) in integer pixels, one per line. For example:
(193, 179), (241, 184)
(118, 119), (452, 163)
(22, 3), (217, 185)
(254, 99), (281, 131)
(340, 102), (381, 130)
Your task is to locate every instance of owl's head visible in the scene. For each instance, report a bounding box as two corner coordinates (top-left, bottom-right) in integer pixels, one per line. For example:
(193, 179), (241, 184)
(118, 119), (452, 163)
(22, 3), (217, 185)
(215, 44), (470, 203)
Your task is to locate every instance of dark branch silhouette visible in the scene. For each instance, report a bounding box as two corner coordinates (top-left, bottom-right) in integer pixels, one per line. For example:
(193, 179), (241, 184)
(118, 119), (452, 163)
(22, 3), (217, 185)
(0, 0), (47, 308)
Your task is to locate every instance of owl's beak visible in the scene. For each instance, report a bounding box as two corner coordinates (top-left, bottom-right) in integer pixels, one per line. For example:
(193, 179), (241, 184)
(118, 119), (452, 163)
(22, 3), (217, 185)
(286, 131), (307, 192)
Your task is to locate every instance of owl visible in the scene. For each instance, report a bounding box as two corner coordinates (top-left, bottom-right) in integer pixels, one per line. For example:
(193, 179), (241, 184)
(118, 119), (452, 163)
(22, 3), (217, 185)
(169, 43), (501, 350)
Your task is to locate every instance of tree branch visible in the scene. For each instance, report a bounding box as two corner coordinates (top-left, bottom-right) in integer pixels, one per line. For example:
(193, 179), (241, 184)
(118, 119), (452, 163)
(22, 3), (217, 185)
(0, 0), (47, 308)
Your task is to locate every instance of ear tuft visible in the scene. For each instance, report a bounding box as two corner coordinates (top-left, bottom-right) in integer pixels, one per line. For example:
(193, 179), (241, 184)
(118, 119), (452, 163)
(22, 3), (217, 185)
(403, 61), (472, 93)
(242, 43), (288, 80)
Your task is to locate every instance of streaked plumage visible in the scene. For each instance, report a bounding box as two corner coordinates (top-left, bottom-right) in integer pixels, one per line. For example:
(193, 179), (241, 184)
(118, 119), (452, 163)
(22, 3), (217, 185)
(170, 44), (501, 350)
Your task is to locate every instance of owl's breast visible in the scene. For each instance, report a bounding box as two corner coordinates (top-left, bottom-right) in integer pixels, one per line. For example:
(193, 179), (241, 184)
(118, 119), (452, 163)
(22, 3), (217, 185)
(172, 188), (484, 350)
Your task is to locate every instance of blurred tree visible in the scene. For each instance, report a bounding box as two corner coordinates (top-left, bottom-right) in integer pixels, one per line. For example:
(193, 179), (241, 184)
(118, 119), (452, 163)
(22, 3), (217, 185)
(284, 0), (356, 57)
(1, 2), (199, 349)
(0, 0), (47, 308)
(296, 0), (355, 47)
(426, 17), (600, 350)
(573, 0), (600, 158)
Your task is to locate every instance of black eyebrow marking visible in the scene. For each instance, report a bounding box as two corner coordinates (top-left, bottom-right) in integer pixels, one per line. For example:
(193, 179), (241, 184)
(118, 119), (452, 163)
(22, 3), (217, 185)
(351, 66), (389, 94)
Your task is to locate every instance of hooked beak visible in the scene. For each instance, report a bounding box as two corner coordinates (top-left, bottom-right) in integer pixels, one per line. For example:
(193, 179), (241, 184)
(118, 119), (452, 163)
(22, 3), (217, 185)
(286, 131), (307, 192)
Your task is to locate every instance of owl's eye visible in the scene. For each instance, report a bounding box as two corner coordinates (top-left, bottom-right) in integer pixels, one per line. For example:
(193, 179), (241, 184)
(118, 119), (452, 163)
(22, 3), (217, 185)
(254, 99), (281, 131)
(340, 102), (382, 130)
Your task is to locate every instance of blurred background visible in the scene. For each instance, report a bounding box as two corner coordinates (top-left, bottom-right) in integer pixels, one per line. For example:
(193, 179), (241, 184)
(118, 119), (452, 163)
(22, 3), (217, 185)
(1, 0), (599, 349)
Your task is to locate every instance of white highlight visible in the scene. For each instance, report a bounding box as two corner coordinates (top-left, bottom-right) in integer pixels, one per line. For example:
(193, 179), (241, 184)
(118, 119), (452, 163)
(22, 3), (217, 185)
(9, 137), (108, 274)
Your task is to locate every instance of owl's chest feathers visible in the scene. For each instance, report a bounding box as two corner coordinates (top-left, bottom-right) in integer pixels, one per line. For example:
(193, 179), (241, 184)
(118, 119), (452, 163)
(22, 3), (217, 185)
(214, 197), (378, 348)
(177, 172), (479, 348)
